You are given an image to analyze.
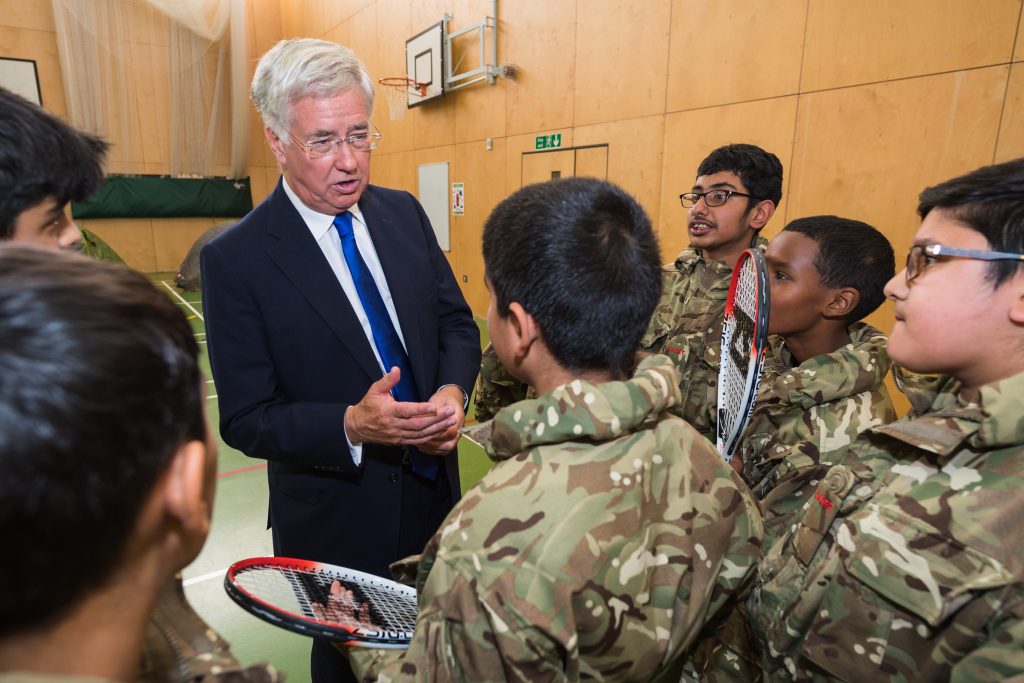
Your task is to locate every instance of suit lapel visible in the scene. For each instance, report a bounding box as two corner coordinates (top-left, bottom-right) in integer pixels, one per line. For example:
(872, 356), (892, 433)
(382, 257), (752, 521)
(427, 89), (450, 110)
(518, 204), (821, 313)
(360, 186), (430, 398)
(264, 182), (382, 383)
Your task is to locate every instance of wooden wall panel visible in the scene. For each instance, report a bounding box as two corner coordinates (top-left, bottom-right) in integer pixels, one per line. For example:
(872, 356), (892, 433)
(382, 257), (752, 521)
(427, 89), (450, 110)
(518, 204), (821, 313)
(575, 115), (665, 229)
(81, 219), (158, 272)
(801, 0), (1020, 92)
(574, 145), (608, 179)
(666, 0), (805, 112)
(321, 21), (350, 48)
(574, 0), (671, 126)
(787, 68), (1007, 249)
(372, 0), (414, 152)
(0, 0), (53, 31)
(279, 1), (303, 39)
(413, 98), (456, 149)
(996, 63), (1024, 163)
(1017, 7), (1024, 62)
(153, 218), (227, 272)
(454, 79), (507, 144)
(503, 0), (576, 136)
(249, 0), (282, 59)
(369, 149), (417, 195)
(451, 0), (509, 145)
(658, 97), (797, 262)
(453, 138), (506, 314)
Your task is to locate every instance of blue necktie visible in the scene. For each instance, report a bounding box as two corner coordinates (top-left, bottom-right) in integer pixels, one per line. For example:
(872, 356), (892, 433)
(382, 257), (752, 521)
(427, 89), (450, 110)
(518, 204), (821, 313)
(334, 212), (438, 480)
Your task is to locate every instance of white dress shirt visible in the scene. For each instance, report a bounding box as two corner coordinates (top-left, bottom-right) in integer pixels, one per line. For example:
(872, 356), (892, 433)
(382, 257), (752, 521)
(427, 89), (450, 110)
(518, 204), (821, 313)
(281, 179), (409, 464)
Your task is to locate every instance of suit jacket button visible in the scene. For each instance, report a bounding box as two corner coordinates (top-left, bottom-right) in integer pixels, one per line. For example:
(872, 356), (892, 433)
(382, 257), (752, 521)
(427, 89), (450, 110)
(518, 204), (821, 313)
(389, 473), (399, 483)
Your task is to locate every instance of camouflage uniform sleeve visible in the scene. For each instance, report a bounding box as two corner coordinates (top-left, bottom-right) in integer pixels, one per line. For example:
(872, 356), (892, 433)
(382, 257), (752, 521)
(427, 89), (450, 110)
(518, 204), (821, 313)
(347, 558), (570, 683)
(472, 343), (531, 423)
(949, 593), (1024, 682)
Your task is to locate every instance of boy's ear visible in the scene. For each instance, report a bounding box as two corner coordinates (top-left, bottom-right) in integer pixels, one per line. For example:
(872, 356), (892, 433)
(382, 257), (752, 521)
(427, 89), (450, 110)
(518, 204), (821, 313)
(1008, 272), (1024, 325)
(507, 301), (540, 362)
(823, 287), (860, 320)
(162, 440), (214, 539)
(748, 199), (777, 231)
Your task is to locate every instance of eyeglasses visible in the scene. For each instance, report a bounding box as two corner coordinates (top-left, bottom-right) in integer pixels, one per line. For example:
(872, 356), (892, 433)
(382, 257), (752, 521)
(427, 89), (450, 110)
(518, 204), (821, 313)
(904, 243), (1024, 283)
(679, 189), (758, 208)
(290, 124), (383, 158)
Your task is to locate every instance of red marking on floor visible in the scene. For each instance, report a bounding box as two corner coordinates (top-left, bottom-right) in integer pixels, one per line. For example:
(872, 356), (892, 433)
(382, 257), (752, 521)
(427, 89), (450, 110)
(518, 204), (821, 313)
(218, 463), (268, 478)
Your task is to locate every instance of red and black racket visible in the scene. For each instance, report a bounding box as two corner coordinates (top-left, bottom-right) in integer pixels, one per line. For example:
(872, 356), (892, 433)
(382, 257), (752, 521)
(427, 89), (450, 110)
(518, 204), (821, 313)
(716, 248), (770, 462)
(224, 557), (417, 648)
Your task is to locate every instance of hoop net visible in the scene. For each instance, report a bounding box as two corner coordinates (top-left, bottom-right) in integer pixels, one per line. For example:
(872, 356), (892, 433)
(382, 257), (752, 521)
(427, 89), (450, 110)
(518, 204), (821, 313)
(378, 78), (427, 121)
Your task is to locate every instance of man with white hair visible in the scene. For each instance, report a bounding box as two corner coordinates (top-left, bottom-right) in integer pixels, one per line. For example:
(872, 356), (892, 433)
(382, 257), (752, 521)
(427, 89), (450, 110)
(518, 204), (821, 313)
(201, 39), (480, 682)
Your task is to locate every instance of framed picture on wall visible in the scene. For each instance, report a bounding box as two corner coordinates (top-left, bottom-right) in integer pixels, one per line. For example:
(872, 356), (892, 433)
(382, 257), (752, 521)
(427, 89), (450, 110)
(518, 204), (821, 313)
(0, 57), (42, 105)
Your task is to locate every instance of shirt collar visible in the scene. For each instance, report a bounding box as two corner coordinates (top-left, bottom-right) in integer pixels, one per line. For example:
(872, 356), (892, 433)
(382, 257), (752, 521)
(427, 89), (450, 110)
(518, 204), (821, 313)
(281, 176), (366, 239)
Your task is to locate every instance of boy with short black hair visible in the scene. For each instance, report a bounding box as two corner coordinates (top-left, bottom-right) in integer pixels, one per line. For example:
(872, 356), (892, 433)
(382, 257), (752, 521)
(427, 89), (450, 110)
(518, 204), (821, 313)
(643, 143), (783, 440)
(0, 246), (278, 683)
(0, 87), (107, 248)
(736, 215), (897, 540)
(345, 177), (763, 682)
(750, 158), (1024, 680)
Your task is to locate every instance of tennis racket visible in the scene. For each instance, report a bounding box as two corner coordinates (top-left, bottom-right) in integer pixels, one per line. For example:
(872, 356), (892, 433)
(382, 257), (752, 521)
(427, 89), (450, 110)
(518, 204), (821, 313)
(716, 248), (770, 462)
(224, 557), (417, 648)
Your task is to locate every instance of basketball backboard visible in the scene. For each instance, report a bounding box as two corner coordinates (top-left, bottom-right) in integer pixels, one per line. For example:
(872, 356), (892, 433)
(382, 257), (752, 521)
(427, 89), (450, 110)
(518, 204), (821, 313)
(406, 21), (444, 108)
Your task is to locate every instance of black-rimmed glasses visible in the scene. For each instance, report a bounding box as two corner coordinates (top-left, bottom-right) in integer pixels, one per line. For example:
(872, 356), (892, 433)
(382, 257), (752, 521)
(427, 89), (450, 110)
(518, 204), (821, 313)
(679, 189), (758, 208)
(905, 243), (1024, 283)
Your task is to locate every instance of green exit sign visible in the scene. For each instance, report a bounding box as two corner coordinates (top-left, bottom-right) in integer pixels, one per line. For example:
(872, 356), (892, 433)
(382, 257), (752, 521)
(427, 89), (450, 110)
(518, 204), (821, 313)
(535, 133), (562, 150)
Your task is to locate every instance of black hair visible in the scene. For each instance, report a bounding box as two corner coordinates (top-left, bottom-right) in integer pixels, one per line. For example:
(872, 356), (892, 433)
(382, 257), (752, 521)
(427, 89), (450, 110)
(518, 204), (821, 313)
(0, 245), (204, 636)
(918, 157), (1024, 286)
(482, 177), (662, 377)
(0, 88), (109, 238)
(696, 143), (784, 211)
(783, 215), (895, 322)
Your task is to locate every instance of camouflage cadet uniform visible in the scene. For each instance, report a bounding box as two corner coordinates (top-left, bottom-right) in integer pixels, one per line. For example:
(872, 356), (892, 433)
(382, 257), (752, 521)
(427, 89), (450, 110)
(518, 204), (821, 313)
(347, 354), (764, 682)
(748, 368), (1024, 681)
(474, 236), (769, 434)
(738, 322), (896, 545)
(139, 576), (282, 682)
(472, 343), (532, 422)
(639, 236), (769, 442)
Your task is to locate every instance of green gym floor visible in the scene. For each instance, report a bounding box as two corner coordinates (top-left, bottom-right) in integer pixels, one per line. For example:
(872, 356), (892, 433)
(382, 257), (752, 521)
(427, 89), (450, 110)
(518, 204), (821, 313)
(151, 274), (492, 681)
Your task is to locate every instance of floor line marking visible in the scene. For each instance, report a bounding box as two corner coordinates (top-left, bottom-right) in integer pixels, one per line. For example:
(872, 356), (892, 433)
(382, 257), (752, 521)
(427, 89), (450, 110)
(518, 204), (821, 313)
(219, 463), (268, 478)
(160, 281), (204, 321)
(207, 394), (218, 400)
(183, 568), (227, 587)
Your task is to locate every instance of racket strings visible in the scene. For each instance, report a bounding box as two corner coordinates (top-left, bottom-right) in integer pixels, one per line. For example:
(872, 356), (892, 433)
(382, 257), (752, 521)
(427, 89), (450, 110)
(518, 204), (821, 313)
(235, 565), (417, 632)
(719, 256), (762, 446)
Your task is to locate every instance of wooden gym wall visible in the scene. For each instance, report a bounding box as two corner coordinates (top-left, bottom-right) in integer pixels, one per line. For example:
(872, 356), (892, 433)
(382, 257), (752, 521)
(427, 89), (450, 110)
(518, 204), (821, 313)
(3, 0), (1023, 333)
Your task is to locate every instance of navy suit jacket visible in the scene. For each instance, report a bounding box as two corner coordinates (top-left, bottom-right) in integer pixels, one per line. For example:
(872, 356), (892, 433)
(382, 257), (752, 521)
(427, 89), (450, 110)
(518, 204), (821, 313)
(200, 181), (481, 577)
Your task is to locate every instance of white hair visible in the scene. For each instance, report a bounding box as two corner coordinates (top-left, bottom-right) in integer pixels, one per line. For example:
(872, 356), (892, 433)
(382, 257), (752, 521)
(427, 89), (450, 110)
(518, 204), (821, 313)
(251, 38), (375, 142)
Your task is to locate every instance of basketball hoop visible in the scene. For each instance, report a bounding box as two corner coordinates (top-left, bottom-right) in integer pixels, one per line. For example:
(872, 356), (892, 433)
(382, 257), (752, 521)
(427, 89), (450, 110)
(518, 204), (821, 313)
(379, 77), (428, 121)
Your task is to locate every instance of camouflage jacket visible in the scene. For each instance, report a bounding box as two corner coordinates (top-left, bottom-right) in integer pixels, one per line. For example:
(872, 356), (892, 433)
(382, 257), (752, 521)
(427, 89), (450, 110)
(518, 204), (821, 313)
(472, 342), (532, 423)
(639, 236), (770, 442)
(748, 369), (1024, 681)
(737, 323), (896, 545)
(348, 354), (764, 682)
(139, 576), (282, 683)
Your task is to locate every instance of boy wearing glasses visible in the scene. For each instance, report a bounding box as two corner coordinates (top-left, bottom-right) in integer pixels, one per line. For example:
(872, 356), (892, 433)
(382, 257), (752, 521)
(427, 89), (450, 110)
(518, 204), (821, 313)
(748, 158), (1024, 680)
(474, 144), (783, 444)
